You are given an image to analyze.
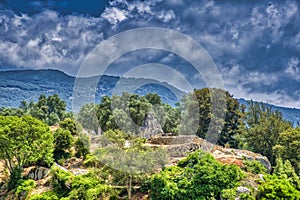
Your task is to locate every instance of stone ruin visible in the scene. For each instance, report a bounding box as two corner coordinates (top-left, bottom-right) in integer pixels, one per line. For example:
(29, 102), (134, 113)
(146, 135), (272, 172)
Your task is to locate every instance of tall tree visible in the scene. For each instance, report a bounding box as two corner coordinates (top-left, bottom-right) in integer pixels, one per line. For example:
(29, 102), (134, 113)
(181, 88), (241, 147)
(0, 116), (54, 188)
(273, 127), (300, 173)
(238, 101), (292, 164)
(21, 94), (67, 125)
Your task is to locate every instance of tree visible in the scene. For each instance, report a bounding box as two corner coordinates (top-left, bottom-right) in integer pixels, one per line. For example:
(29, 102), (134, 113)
(53, 128), (74, 160)
(273, 157), (300, 190)
(273, 127), (300, 173)
(238, 101), (292, 164)
(94, 129), (168, 199)
(59, 118), (82, 136)
(0, 107), (24, 117)
(75, 134), (91, 159)
(180, 88), (241, 147)
(21, 94), (67, 125)
(77, 103), (100, 134)
(0, 116), (54, 188)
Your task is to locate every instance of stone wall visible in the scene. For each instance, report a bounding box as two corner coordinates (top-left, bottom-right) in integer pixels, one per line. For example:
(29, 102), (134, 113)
(146, 135), (271, 172)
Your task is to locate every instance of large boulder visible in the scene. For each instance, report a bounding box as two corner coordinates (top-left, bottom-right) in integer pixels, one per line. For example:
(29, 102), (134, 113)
(139, 112), (163, 138)
(28, 167), (50, 180)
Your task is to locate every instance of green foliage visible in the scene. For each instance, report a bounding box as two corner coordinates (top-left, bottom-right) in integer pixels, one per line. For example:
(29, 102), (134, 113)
(273, 127), (300, 173)
(77, 103), (100, 133)
(78, 93), (180, 135)
(53, 128), (73, 161)
(181, 88), (241, 147)
(59, 118), (82, 136)
(238, 101), (292, 164)
(50, 168), (114, 200)
(95, 129), (169, 199)
(51, 166), (73, 196)
(257, 175), (300, 200)
(74, 134), (90, 159)
(243, 159), (267, 174)
(0, 107), (24, 117)
(0, 115), (54, 180)
(66, 171), (113, 200)
(16, 179), (36, 198)
(240, 193), (255, 200)
(23, 94), (67, 125)
(30, 191), (59, 200)
(221, 188), (236, 200)
(8, 167), (22, 190)
(273, 157), (300, 190)
(149, 150), (244, 200)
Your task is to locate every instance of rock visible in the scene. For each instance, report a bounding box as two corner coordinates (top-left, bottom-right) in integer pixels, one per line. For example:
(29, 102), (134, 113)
(146, 135), (271, 171)
(236, 186), (251, 194)
(139, 112), (163, 138)
(28, 167), (50, 180)
(258, 174), (264, 181)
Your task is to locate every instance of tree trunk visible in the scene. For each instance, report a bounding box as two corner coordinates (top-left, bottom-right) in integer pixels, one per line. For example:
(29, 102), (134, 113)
(127, 174), (132, 200)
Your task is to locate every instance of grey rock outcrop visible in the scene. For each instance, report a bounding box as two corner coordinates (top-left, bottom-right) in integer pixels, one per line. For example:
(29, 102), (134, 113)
(146, 135), (272, 172)
(28, 167), (50, 180)
(236, 186), (251, 195)
(139, 112), (163, 138)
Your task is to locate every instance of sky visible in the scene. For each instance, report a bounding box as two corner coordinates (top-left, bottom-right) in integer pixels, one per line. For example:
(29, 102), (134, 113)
(0, 0), (299, 108)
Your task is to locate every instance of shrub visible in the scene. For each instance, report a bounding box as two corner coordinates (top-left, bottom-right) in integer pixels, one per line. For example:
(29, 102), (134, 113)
(16, 179), (36, 198)
(149, 150), (245, 200)
(243, 159), (267, 174)
(257, 175), (300, 199)
(221, 188), (236, 200)
(30, 191), (59, 200)
(74, 134), (90, 159)
(50, 166), (73, 196)
(8, 167), (22, 190)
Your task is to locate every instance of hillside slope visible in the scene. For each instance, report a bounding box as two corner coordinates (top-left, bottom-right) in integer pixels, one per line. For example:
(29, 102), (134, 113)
(0, 69), (184, 110)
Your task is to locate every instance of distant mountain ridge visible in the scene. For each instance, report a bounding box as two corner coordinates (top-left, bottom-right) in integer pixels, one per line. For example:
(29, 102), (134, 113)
(0, 69), (299, 125)
(238, 98), (300, 126)
(0, 69), (184, 110)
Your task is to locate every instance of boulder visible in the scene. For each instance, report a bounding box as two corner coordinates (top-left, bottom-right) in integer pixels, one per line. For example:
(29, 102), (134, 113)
(236, 186), (251, 195)
(28, 167), (50, 180)
(139, 112), (163, 138)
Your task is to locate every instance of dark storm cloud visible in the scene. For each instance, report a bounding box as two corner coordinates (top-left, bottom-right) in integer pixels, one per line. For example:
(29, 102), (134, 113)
(0, 0), (299, 107)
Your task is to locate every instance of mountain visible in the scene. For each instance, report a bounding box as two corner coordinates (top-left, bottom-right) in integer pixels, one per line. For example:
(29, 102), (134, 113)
(0, 69), (184, 111)
(238, 98), (300, 126)
(1, 69), (299, 125)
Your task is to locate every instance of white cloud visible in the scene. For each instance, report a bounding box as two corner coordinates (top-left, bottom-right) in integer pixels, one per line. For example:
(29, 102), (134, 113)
(101, 7), (128, 28)
(0, 0), (300, 108)
(285, 57), (300, 81)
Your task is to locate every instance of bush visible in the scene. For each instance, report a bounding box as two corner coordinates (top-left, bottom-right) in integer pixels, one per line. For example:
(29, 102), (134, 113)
(8, 167), (22, 190)
(53, 128), (73, 161)
(257, 175), (300, 199)
(75, 134), (90, 159)
(16, 179), (36, 198)
(59, 118), (82, 136)
(51, 166), (73, 196)
(243, 159), (267, 174)
(221, 188), (236, 200)
(30, 191), (59, 200)
(149, 150), (245, 200)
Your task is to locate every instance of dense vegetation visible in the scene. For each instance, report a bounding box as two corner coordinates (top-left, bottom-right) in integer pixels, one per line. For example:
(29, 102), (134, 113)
(0, 90), (299, 199)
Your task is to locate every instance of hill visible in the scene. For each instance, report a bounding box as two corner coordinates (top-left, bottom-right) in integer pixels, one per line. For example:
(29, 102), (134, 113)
(0, 69), (184, 110)
(238, 98), (300, 126)
(1, 69), (299, 124)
